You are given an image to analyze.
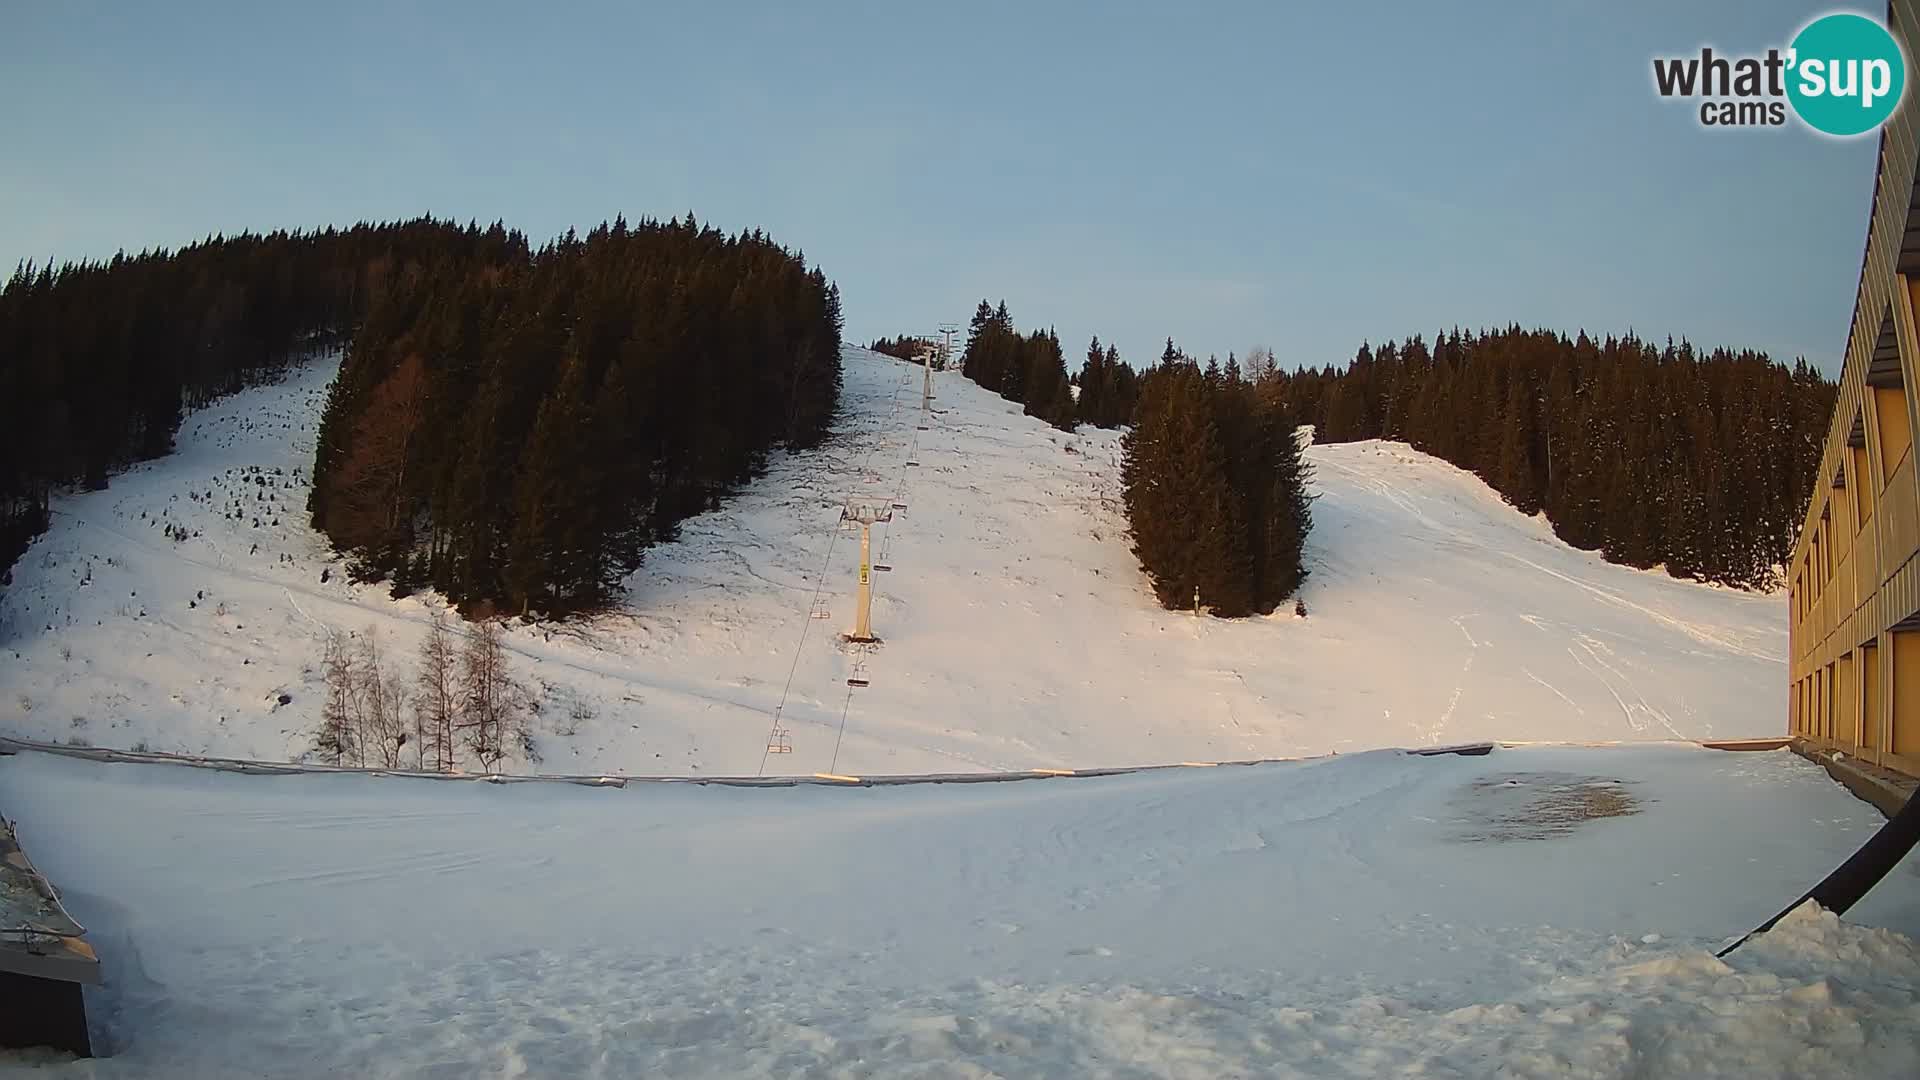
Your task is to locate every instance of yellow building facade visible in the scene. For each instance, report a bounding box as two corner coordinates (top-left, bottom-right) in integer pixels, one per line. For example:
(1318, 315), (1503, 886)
(1789, 3), (1920, 779)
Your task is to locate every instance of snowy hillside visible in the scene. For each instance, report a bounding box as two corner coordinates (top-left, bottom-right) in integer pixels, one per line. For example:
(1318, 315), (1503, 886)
(3, 743), (1918, 1076)
(0, 347), (1786, 775)
(4, 348), (1914, 1079)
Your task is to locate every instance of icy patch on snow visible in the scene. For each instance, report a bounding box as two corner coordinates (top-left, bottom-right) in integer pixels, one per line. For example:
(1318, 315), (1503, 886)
(1447, 771), (1643, 842)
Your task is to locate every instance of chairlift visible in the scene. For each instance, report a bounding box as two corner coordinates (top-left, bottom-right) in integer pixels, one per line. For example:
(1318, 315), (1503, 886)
(847, 677), (870, 688)
(873, 564), (893, 573)
(890, 502), (909, 511)
(905, 460), (921, 468)
(810, 609), (833, 620)
(767, 727), (793, 754)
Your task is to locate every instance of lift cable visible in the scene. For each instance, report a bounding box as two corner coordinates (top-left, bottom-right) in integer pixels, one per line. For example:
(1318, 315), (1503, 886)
(828, 680), (858, 775)
(832, 379), (934, 765)
(755, 361), (916, 775)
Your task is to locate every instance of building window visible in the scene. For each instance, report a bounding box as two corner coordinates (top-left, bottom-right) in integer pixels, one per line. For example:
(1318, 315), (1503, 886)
(1869, 308), (1911, 483)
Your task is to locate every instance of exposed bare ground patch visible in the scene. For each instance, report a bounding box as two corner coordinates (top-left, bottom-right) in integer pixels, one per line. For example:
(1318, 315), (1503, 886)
(1447, 771), (1643, 842)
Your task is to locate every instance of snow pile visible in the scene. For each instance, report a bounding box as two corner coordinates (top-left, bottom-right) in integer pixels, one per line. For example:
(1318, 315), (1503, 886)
(1, 347), (1785, 774)
(1, 743), (1916, 1077)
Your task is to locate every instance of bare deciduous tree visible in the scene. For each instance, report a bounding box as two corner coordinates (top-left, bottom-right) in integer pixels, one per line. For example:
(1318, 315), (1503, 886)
(317, 623), (417, 769)
(410, 674), (427, 772)
(318, 628), (358, 764)
(1244, 345), (1277, 385)
(417, 610), (459, 772)
(458, 617), (523, 774)
(319, 613), (526, 773)
(359, 627), (410, 769)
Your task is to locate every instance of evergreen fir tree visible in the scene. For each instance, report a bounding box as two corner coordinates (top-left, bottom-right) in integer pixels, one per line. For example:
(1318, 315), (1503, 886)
(1123, 366), (1249, 614)
(1121, 359), (1310, 617)
(1077, 335), (1107, 427)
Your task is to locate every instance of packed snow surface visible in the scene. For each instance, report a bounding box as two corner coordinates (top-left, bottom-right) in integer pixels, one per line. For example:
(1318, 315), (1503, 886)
(1, 744), (1917, 1077)
(0, 348), (1785, 775)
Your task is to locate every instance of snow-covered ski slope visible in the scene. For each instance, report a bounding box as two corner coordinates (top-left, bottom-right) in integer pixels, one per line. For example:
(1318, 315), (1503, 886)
(0, 347), (1785, 775)
(1, 349), (1912, 1079)
(3, 743), (1918, 1077)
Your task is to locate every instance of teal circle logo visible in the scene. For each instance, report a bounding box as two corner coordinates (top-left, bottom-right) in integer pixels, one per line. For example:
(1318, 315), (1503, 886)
(1787, 13), (1907, 136)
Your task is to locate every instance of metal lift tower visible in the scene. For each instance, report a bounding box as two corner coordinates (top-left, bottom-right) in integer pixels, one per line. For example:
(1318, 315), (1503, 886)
(842, 501), (893, 643)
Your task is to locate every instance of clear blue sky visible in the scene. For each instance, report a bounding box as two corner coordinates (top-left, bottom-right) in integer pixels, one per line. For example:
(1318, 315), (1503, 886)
(0, 1), (1881, 374)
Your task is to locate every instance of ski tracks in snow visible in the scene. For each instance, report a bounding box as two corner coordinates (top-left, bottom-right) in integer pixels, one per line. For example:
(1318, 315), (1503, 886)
(1499, 551), (1782, 664)
(1426, 614), (1483, 747)
(1522, 667), (1582, 714)
(1567, 635), (1685, 739)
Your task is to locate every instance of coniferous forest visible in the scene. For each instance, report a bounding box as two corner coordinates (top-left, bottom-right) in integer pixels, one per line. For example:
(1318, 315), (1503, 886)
(1072, 335), (1142, 429)
(866, 335), (938, 364)
(1123, 343), (1313, 617)
(0, 215), (843, 615)
(3, 221), (1829, 618)
(954, 304), (1142, 430)
(309, 216), (843, 615)
(1273, 327), (1835, 589)
(959, 300), (1079, 431)
(0, 218), (504, 581)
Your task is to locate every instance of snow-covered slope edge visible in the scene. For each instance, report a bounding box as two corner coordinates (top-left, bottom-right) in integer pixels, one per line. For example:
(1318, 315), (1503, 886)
(0, 347), (1786, 774)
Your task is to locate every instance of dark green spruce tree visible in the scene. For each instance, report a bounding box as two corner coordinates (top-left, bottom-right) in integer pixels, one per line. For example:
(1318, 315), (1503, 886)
(1121, 344), (1311, 617)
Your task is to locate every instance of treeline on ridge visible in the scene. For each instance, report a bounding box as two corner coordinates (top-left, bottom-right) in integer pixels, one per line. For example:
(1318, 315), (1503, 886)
(958, 301), (1077, 431)
(958, 300), (1142, 431)
(867, 335), (939, 364)
(0, 218), (508, 580)
(1273, 327), (1835, 588)
(309, 215), (844, 616)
